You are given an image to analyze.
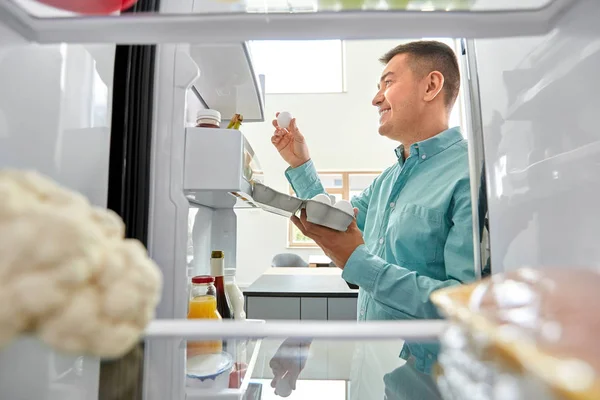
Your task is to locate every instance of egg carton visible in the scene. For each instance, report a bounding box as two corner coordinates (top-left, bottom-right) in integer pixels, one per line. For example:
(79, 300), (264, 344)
(251, 182), (354, 231)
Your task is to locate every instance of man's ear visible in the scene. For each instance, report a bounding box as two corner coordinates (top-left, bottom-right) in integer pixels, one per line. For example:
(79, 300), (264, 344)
(423, 71), (444, 103)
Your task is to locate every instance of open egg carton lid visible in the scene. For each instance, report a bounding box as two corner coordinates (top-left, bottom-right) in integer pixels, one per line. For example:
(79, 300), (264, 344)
(251, 182), (354, 231)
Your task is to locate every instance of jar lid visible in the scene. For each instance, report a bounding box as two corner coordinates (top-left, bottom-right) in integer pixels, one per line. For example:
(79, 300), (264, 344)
(196, 109), (221, 121)
(191, 275), (215, 284)
(211, 250), (224, 259)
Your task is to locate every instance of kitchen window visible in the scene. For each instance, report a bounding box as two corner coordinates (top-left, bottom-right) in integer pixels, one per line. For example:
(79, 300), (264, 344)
(248, 40), (345, 94)
(288, 171), (380, 248)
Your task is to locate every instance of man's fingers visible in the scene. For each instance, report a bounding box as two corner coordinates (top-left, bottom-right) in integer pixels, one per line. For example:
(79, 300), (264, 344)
(287, 369), (301, 390)
(289, 118), (297, 131)
(270, 377), (279, 389)
(299, 208), (309, 224)
(291, 215), (309, 236)
(292, 211), (324, 240)
(274, 127), (289, 137)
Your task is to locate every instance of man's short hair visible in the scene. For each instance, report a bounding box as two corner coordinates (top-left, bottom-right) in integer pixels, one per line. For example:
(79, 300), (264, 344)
(380, 40), (460, 110)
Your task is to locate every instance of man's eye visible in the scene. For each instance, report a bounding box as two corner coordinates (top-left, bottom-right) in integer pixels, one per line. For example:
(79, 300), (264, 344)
(385, 80), (392, 86)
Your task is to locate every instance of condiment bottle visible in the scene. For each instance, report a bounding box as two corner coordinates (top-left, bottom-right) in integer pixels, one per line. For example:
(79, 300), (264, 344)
(195, 109), (221, 128)
(225, 269), (246, 320)
(210, 251), (233, 319)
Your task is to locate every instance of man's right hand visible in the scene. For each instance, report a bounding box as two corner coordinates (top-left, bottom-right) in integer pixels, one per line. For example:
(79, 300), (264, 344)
(269, 338), (311, 397)
(271, 113), (311, 169)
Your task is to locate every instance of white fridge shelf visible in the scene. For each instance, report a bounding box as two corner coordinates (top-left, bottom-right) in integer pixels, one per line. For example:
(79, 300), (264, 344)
(0, 0), (580, 44)
(143, 319), (446, 341)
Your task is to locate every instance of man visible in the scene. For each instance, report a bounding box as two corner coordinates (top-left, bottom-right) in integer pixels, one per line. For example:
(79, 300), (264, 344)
(269, 40), (475, 395)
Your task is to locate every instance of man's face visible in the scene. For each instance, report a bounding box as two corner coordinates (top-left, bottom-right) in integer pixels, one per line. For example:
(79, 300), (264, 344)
(372, 54), (421, 139)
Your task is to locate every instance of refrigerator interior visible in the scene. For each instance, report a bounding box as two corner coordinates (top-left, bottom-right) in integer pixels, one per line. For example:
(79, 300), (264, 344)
(0, 0), (598, 399)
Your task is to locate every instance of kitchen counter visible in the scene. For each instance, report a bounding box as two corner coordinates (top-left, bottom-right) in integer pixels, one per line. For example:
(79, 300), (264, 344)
(244, 267), (358, 298)
(243, 268), (359, 321)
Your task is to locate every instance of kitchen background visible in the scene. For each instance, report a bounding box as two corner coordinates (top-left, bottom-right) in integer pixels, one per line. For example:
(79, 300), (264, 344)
(225, 38), (467, 287)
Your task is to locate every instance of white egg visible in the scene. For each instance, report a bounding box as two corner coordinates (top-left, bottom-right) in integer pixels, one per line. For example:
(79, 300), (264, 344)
(277, 111), (293, 129)
(312, 193), (332, 205)
(333, 200), (354, 216)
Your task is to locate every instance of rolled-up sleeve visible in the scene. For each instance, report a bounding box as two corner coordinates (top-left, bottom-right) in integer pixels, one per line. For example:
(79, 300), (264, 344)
(285, 160), (325, 199)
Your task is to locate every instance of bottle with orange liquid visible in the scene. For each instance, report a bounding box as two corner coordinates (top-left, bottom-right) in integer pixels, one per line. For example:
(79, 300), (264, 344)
(187, 275), (223, 356)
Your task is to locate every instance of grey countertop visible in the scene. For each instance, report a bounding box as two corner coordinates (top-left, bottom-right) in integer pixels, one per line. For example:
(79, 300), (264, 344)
(243, 271), (359, 298)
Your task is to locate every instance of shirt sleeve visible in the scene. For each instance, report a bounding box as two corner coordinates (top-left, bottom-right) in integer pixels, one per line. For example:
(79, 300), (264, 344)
(284, 160), (326, 199)
(341, 178), (476, 320)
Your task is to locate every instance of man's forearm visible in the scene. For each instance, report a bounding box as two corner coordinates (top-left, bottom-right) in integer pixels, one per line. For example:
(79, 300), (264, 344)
(342, 245), (461, 320)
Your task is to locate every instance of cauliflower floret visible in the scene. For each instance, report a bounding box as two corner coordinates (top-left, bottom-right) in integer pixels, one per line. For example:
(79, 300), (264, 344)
(0, 169), (163, 358)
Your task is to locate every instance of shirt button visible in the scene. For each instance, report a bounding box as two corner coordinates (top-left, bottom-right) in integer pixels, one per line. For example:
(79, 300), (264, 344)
(389, 202), (395, 208)
(421, 154), (427, 160)
(379, 238), (384, 244)
(360, 309), (365, 316)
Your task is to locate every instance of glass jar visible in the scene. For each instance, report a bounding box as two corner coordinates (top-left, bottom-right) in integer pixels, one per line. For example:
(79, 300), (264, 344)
(188, 275), (220, 319)
(187, 275), (222, 356)
(195, 109), (221, 128)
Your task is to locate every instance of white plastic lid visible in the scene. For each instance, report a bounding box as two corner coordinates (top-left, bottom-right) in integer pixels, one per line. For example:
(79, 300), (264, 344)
(196, 109), (221, 122)
(186, 352), (233, 378)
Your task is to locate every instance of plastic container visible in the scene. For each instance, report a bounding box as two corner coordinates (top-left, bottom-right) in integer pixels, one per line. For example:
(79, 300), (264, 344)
(224, 270), (246, 321)
(431, 269), (600, 400)
(186, 352), (234, 391)
(187, 275), (223, 356)
(196, 109), (222, 128)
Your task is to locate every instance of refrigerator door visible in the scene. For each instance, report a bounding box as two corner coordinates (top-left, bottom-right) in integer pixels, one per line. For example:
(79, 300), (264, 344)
(473, 0), (600, 273)
(0, 0), (582, 44)
(0, 40), (116, 400)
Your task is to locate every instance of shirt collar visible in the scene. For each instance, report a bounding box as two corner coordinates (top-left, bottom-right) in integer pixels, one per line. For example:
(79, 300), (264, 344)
(394, 126), (463, 163)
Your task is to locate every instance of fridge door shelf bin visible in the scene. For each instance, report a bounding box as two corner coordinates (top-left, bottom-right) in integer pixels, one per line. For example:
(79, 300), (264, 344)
(185, 338), (263, 400)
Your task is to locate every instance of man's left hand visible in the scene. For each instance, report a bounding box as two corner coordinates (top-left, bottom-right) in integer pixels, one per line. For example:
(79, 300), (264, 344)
(291, 208), (364, 268)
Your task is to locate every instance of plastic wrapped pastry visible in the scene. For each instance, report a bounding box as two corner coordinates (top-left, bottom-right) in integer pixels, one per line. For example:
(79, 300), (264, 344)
(431, 268), (600, 400)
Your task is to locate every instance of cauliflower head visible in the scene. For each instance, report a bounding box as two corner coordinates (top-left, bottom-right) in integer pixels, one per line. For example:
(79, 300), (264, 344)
(0, 169), (163, 358)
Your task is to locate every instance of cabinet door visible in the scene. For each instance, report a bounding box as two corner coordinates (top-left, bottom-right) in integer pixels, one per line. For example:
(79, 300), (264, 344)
(327, 298), (358, 321)
(246, 296), (300, 320)
(300, 297), (327, 320)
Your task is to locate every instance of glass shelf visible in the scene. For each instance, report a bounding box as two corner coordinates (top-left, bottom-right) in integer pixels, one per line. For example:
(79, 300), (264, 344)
(0, 0), (579, 44)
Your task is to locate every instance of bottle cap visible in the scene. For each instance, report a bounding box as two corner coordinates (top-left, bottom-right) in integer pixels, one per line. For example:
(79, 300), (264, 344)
(196, 109), (221, 122)
(211, 250), (224, 259)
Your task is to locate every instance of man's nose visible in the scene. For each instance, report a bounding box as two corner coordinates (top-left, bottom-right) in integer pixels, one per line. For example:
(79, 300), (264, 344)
(372, 90), (383, 107)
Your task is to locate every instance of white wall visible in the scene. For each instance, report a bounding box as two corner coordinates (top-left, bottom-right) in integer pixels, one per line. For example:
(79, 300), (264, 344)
(235, 39), (411, 287)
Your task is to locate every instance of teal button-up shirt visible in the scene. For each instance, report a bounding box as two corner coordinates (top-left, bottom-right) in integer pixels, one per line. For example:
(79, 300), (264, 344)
(285, 127), (475, 374)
